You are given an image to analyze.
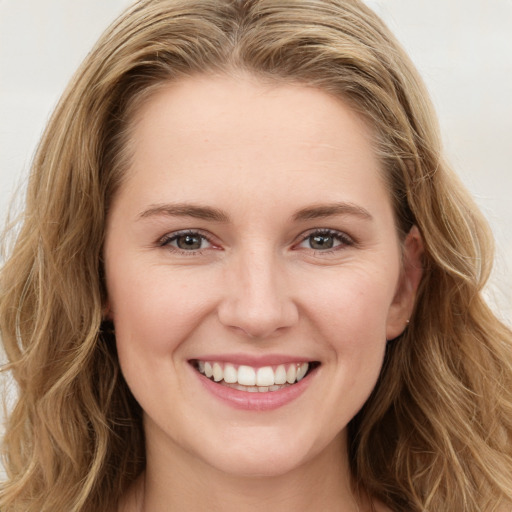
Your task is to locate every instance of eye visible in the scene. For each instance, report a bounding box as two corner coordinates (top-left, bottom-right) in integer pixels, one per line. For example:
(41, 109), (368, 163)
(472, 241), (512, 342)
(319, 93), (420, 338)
(297, 229), (353, 251)
(159, 230), (213, 253)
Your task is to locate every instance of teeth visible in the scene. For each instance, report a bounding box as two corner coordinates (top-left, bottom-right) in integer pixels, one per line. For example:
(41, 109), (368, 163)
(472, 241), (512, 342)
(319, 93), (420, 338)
(274, 365), (287, 385)
(238, 365), (256, 386)
(196, 361), (311, 390)
(223, 364), (237, 384)
(296, 363), (308, 381)
(212, 362), (223, 382)
(256, 366), (275, 387)
(286, 365), (297, 384)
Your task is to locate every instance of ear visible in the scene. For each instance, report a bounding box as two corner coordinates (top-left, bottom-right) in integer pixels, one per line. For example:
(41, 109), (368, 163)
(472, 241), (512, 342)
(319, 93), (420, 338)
(386, 225), (424, 340)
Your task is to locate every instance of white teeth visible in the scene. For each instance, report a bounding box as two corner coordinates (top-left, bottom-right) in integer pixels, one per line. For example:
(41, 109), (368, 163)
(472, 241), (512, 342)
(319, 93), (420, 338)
(286, 365), (297, 384)
(196, 360), (313, 390)
(237, 365), (256, 386)
(296, 362), (309, 381)
(223, 363), (237, 384)
(212, 362), (223, 382)
(274, 365), (287, 385)
(256, 366), (275, 387)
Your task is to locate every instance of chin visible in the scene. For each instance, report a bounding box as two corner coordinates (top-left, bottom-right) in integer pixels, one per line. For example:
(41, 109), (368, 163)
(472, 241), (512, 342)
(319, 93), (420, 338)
(196, 426), (330, 479)
(210, 451), (308, 479)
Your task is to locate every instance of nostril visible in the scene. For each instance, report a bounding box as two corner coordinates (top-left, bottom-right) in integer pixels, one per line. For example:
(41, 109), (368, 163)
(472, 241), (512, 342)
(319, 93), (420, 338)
(219, 312), (299, 340)
(216, 281), (299, 338)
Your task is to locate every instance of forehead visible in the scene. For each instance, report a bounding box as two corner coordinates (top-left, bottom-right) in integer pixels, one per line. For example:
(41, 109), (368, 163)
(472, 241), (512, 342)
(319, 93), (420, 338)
(129, 74), (378, 163)
(118, 74), (392, 222)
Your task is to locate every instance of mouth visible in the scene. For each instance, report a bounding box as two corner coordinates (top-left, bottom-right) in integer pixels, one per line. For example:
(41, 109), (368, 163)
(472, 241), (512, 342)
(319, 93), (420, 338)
(190, 359), (320, 393)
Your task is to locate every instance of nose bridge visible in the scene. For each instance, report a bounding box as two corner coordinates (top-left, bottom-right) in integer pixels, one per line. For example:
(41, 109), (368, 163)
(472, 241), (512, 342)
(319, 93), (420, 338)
(218, 241), (298, 338)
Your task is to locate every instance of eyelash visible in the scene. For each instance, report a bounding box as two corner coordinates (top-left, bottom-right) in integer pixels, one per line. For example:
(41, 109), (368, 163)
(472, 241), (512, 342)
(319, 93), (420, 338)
(157, 228), (354, 256)
(158, 230), (214, 255)
(296, 228), (355, 253)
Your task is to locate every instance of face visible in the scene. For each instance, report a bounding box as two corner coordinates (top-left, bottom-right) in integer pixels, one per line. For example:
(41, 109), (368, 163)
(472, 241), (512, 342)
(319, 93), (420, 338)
(103, 75), (422, 479)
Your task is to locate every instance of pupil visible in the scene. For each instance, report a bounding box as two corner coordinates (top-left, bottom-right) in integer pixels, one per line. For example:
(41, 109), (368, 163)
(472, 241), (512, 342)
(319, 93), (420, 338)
(177, 234), (202, 250)
(310, 234), (333, 250)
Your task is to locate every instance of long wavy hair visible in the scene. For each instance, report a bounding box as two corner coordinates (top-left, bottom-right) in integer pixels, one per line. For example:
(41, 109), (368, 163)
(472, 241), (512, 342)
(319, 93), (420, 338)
(1, 1), (511, 510)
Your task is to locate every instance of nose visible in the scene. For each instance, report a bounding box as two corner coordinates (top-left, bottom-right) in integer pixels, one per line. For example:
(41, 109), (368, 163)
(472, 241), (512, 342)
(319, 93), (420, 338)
(217, 245), (299, 339)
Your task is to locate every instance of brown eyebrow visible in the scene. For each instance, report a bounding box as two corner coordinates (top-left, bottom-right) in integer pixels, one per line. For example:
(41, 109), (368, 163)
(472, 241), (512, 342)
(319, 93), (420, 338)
(138, 201), (372, 224)
(138, 203), (230, 222)
(292, 202), (373, 222)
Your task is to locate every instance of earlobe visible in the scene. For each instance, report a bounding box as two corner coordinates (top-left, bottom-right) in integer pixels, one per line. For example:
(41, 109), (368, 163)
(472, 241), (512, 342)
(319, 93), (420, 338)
(386, 225), (424, 340)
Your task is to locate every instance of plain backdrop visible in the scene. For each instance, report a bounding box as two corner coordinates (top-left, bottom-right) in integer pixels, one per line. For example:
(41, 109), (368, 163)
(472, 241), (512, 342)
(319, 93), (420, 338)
(1, 0), (511, 324)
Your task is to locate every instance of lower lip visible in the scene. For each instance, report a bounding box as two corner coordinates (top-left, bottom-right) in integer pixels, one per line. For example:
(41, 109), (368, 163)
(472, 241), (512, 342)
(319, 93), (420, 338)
(195, 369), (315, 411)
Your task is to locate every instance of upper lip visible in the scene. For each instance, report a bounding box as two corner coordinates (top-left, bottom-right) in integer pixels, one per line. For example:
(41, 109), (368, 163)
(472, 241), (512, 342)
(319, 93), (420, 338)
(188, 353), (317, 367)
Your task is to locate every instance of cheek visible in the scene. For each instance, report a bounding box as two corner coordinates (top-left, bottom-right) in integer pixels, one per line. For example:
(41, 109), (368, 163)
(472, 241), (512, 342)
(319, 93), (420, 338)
(306, 268), (397, 386)
(106, 262), (218, 411)
(283, 269), (396, 445)
(106, 259), (215, 360)
(306, 266), (397, 341)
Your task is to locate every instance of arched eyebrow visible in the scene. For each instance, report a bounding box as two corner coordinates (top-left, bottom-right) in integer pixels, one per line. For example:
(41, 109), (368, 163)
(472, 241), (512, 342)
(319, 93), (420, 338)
(137, 201), (372, 223)
(292, 202), (373, 222)
(138, 203), (229, 222)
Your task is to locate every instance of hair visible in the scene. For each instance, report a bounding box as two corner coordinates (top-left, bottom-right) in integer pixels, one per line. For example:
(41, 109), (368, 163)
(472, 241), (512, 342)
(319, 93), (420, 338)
(1, 0), (511, 510)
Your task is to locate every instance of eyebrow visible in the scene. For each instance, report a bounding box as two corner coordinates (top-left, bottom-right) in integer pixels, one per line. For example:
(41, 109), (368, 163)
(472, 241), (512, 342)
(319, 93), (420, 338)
(138, 203), (230, 222)
(137, 201), (373, 223)
(292, 202), (373, 222)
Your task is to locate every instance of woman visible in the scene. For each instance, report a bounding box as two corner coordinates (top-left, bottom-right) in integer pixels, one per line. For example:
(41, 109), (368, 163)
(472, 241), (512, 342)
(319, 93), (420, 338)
(1, 0), (511, 510)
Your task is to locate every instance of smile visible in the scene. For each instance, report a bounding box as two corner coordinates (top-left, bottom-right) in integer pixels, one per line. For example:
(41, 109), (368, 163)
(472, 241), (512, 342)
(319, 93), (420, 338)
(190, 358), (320, 410)
(193, 360), (316, 392)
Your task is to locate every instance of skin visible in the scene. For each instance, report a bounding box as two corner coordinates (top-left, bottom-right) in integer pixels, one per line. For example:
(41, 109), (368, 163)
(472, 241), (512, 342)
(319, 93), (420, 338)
(104, 74), (423, 512)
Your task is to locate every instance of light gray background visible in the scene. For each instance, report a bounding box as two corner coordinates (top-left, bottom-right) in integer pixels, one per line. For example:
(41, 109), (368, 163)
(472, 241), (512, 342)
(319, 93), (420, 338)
(1, 0), (511, 324)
